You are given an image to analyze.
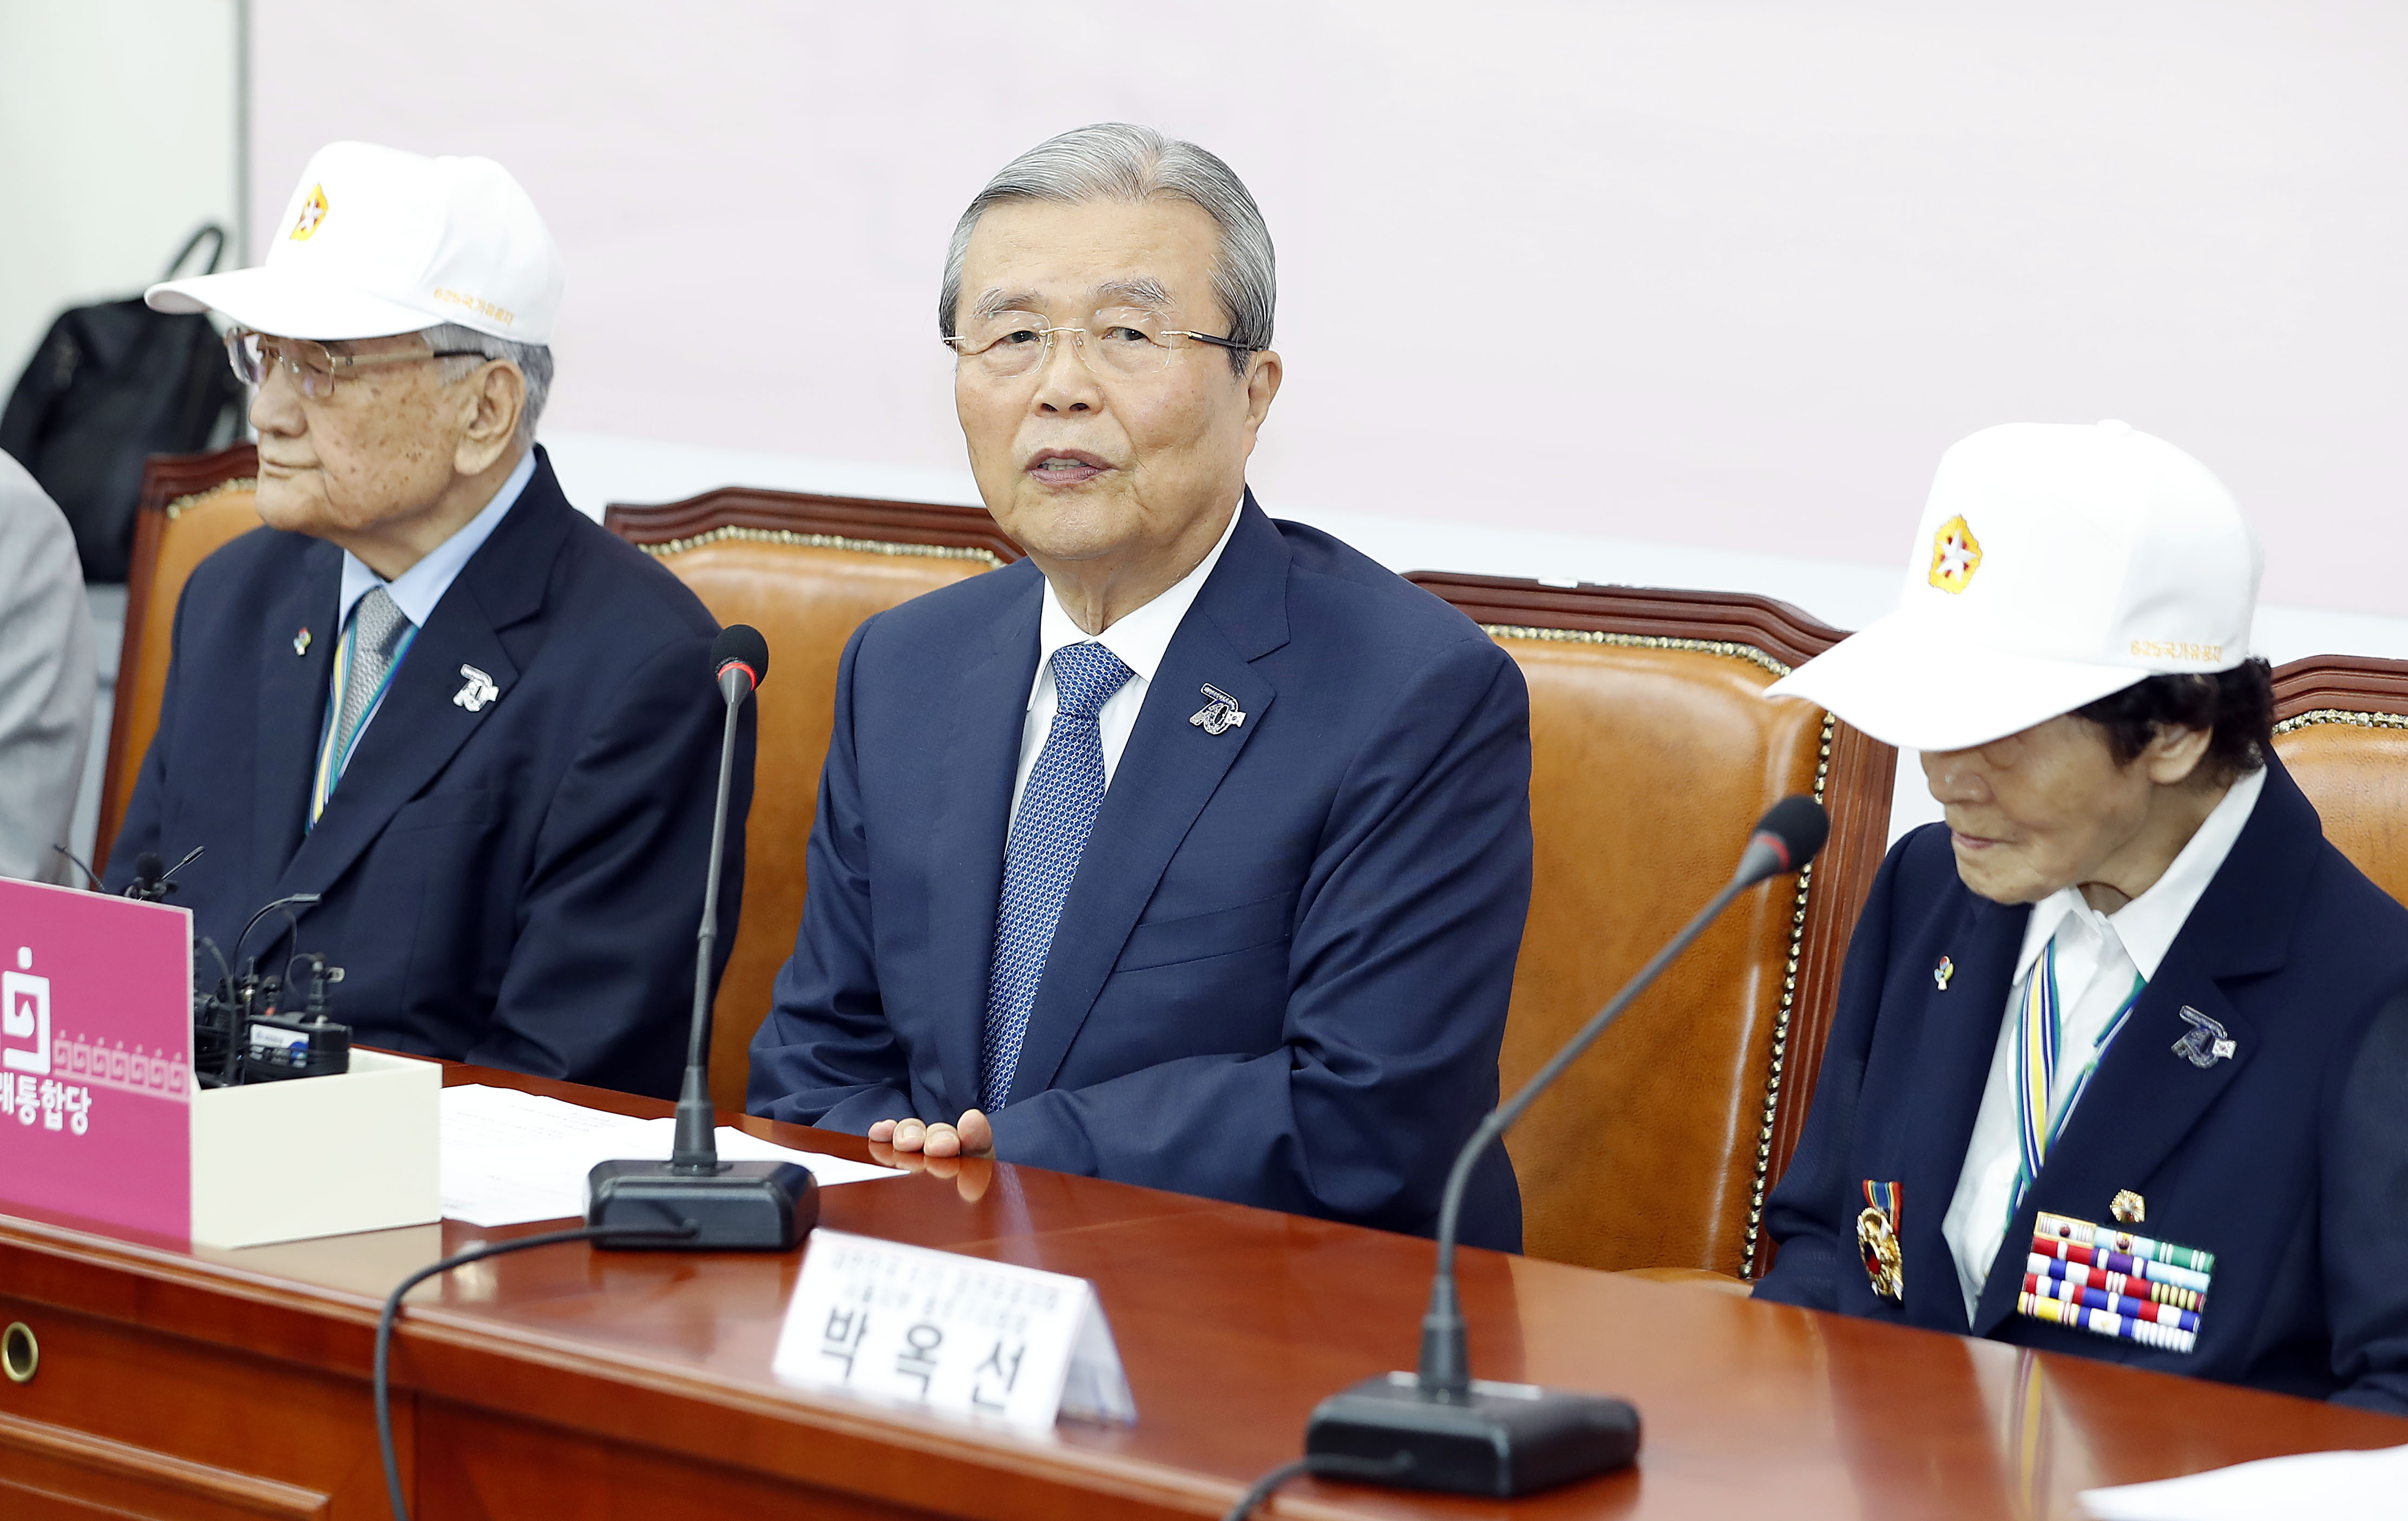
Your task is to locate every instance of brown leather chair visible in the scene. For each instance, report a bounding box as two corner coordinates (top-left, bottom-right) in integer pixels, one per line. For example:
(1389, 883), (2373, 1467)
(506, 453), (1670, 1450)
(2271, 654), (2408, 906)
(95, 444), (264, 869)
(1406, 574), (1897, 1280)
(605, 489), (1022, 1114)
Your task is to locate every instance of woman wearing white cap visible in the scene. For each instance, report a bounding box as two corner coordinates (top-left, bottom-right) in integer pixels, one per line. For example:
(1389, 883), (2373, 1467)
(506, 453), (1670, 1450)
(1751, 422), (2408, 1414)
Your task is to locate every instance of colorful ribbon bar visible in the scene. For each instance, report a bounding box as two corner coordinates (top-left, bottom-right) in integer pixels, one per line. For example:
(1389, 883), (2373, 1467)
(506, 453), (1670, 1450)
(2018, 1291), (2197, 1355)
(2033, 1211), (2215, 1276)
(2022, 1273), (2201, 1333)
(2025, 1253), (2205, 1313)
(2028, 1235), (2213, 1297)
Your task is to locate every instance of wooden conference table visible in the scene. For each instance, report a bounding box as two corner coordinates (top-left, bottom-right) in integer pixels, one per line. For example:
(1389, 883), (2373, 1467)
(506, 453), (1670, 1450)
(1, 1064), (2401, 1520)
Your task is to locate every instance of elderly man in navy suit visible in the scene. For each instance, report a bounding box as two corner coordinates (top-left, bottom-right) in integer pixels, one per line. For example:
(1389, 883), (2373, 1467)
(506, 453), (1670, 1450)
(749, 123), (1531, 1249)
(1754, 422), (2408, 1414)
(106, 142), (746, 1099)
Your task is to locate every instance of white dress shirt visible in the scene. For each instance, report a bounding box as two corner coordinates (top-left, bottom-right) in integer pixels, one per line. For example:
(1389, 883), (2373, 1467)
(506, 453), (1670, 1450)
(1008, 499), (1243, 830)
(329, 448), (535, 745)
(1940, 763), (2266, 1321)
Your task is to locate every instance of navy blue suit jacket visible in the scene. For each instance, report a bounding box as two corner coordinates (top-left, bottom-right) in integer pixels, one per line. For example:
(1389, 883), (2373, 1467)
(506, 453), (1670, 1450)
(106, 448), (750, 1099)
(749, 495), (1529, 1251)
(1755, 758), (2408, 1414)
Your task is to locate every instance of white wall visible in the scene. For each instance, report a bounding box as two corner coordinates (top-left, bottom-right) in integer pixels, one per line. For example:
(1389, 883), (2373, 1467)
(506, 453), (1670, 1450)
(251, 1), (2408, 614)
(0, 0), (241, 383)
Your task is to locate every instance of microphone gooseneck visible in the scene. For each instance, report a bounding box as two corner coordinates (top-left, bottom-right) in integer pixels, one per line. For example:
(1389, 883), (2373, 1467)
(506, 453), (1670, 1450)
(1415, 795), (1831, 1397)
(671, 625), (770, 1173)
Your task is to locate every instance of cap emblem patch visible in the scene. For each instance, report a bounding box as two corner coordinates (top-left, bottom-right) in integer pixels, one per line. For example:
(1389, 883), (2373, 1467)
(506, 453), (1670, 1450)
(290, 184), (330, 241)
(1928, 515), (1982, 594)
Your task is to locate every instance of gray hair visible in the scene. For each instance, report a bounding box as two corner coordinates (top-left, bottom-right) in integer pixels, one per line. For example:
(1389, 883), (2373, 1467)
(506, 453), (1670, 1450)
(939, 123), (1275, 376)
(421, 322), (554, 441)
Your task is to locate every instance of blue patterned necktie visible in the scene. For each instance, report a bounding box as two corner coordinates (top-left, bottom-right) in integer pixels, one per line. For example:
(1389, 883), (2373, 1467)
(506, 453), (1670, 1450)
(980, 641), (1134, 1111)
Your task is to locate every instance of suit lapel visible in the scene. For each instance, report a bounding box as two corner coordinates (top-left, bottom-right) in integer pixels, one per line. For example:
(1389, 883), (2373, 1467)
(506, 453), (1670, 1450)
(1899, 893), (2029, 1333)
(253, 544), (340, 881)
(1003, 496), (1292, 1103)
(1967, 759), (2313, 1336)
(268, 454), (572, 910)
(926, 571), (1042, 1117)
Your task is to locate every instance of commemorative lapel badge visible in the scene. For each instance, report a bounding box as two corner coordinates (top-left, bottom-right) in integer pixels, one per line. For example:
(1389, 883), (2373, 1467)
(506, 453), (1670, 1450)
(2023, 1210), (2214, 1355)
(2110, 1190), (2146, 1225)
(1189, 683), (1246, 736)
(293, 628), (312, 657)
(2171, 1006), (2236, 1068)
(453, 664), (501, 713)
(1927, 516), (1983, 594)
(1856, 1180), (1905, 1302)
(1933, 955), (1954, 991)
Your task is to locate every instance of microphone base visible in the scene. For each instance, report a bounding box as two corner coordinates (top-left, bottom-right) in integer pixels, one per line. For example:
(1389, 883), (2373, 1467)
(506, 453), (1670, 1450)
(584, 1159), (818, 1250)
(1304, 1373), (1640, 1497)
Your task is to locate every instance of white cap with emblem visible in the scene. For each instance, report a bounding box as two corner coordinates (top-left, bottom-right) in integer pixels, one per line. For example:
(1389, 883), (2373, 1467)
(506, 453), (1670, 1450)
(1766, 421), (2261, 753)
(145, 140), (563, 344)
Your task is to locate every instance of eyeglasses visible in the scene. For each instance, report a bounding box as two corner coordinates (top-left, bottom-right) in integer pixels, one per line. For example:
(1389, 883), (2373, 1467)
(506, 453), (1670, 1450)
(224, 328), (486, 399)
(944, 310), (1255, 383)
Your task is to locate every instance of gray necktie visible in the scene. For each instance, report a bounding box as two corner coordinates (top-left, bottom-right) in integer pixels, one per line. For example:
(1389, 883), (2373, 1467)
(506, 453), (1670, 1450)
(313, 585), (413, 823)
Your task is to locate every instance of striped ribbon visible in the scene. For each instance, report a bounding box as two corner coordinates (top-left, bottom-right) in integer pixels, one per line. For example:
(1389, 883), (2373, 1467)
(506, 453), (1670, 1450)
(2009, 943), (2145, 1213)
(309, 611), (417, 828)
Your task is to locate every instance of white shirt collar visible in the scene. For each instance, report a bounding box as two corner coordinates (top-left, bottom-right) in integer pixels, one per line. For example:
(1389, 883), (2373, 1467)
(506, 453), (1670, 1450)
(2012, 763), (2267, 982)
(1029, 496), (1243, 702)
(336, 447), (537, 631)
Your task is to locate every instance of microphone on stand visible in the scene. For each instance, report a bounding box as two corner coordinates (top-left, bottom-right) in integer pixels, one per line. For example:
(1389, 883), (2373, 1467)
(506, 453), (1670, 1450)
(586, 624), (818, 1250)
(1301, 796), (1832, 1497)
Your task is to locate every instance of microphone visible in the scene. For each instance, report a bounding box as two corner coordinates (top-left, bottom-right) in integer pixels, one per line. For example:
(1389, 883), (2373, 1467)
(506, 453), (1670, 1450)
(586, 625), (817, 1250)
(1302, 796), (1831, 1497)
(127, 844), (204, 903)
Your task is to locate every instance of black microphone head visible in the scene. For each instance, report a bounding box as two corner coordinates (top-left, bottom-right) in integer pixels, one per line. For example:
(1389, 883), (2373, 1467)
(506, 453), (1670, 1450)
(135, 851), (163, 883)
(710, 624), (770, 691)
(1750, 795), (1831, 876)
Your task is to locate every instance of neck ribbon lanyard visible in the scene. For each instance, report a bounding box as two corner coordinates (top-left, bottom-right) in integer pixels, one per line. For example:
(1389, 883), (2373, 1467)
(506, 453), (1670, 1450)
(2009, 937), (2145, 1213)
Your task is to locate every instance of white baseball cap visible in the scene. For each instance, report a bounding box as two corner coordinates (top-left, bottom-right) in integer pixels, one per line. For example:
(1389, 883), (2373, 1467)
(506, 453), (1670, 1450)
(147, 141), (563, 344)
(1764, 421), (2262, 753)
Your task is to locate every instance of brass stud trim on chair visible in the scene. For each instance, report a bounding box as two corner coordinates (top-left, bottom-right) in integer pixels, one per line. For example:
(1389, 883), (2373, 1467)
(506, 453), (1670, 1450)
(163, 477), (259, 522)
(1478, 623), (1830, 1281)
(2273, 708), (2408, 735)
(2, 1321), (36, 1384)
(633, 523), (1007, 567)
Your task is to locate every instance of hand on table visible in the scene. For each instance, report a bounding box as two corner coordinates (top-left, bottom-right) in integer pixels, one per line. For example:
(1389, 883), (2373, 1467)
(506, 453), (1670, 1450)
(868, 1110), (993, 1159)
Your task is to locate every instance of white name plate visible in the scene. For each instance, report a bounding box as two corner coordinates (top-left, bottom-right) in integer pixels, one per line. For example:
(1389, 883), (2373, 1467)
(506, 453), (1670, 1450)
(771, 1229), (1137, 1431)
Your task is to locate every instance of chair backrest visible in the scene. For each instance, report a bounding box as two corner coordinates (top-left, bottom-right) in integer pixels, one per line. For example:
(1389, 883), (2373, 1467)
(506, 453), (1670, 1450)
(96, 444), (263, 869)
(605, 488), (1021, 1114)
(2271, 654), (2408, 907)
(1405, 574), (1896, 1279)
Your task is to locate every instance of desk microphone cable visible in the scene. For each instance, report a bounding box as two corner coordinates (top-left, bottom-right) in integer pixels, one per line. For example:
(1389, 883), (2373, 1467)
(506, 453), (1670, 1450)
(1223, 1452), (1413, 1519)
(375, 1221), (697, 1521)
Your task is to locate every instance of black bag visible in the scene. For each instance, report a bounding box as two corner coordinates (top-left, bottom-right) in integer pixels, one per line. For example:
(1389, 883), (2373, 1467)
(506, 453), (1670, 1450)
(0, 226), (247, 582)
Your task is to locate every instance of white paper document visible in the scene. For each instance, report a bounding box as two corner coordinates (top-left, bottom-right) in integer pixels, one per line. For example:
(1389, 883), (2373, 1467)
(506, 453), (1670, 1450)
(2080, 1443), (2408, 1519)
(438, 1084), (904, 1228)
(772, 1228), (1138, 1431)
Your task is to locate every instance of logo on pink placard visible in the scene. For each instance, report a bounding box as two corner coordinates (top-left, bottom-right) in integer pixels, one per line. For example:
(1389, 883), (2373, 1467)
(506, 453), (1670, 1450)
(0, 878), (192, 1240)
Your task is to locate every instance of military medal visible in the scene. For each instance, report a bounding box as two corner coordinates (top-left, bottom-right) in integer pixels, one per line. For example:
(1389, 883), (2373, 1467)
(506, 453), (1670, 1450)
(1856, 1179), (1904, 1301)
(2110, 1190), (2145, 1225)
(2019, 1210), (2213, 1355)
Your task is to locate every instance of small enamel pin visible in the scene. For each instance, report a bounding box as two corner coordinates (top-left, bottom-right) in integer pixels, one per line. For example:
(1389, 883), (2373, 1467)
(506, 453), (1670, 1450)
(293, 628), (312, 656)
(2172, 1006), (2236, 1068)
(2111, 1190), (2147, 1225)
(1933, 955), (1954, 991)
(1856, 1179), (1905, 1302)
(1189, 683), (1246, 736)
(453, 664), (500, 713)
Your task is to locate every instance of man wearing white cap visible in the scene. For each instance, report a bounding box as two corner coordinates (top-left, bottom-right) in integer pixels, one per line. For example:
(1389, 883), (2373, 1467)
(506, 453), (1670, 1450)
(103, 142), (749, 1099)
(1751, 421), (2408, 1413)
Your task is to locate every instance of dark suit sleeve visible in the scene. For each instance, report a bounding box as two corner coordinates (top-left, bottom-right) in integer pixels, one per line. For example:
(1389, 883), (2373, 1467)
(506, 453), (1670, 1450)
(987, 636), (1533, 1248)
(1752, 831), (1917, 1309)
(2322, 985), (2408, 1416)
(747, 622), (916, 1127)
(467, 633), (751, 1099)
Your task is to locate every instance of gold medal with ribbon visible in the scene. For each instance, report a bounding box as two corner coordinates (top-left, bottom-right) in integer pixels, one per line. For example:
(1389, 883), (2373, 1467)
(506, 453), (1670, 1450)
(1858, 1179), (1905, 1302)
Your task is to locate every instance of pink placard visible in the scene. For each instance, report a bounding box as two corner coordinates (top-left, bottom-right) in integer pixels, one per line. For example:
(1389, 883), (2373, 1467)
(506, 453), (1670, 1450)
(0, 878), (193, 1241)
